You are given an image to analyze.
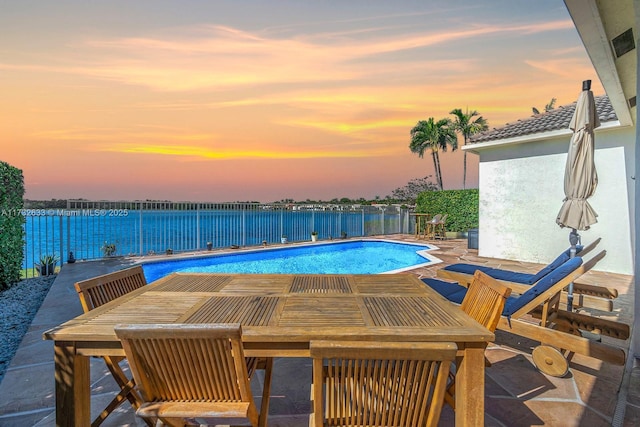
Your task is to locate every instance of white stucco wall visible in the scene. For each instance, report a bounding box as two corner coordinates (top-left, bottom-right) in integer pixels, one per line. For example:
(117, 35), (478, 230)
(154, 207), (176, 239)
(473, 124), (635, 274)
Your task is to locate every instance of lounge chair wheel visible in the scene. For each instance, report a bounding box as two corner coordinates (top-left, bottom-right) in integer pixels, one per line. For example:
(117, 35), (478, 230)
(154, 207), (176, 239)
(532, 345), (569, 377)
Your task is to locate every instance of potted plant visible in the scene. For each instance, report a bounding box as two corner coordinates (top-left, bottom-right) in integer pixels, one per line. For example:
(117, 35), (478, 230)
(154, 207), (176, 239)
(341, 230), (347, 239)
(311, 231), (318, 242)
(206, 241), (213, 251)
(281, 234), (288, 244)
(166, 248), (173, 255)
(36, 253), (59, 276)
(101, 241), (117, 257)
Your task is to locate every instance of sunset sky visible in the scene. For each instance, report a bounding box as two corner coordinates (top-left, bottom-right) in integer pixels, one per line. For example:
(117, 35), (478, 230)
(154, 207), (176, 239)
(0, 0), (603, 202)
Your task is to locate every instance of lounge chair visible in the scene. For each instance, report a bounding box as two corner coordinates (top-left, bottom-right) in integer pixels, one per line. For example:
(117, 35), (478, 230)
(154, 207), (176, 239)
(437, 239), (617, 311)
(424, 251), (629, 377)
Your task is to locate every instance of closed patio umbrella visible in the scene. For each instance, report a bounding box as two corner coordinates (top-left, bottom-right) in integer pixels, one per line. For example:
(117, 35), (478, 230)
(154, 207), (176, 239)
(556, 79), (599, 310)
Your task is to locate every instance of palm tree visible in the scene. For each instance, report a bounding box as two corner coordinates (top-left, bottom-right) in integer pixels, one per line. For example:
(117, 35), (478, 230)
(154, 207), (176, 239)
(409, 118), (457, 190)
(449, 108), (489, 189)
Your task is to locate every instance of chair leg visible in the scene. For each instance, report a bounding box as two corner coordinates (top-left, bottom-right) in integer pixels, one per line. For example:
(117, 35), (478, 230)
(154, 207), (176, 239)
(103, 356), (142, 408)
(444, 370), (456, 410)
(94, 356), (154, 427)
(91, 378), (136, 427)
(258, 358), (274, 427)
(158, 416), (187, 427)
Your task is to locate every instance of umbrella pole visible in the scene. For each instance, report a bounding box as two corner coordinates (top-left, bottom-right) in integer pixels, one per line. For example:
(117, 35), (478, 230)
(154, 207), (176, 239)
(567, 228), (581, 311)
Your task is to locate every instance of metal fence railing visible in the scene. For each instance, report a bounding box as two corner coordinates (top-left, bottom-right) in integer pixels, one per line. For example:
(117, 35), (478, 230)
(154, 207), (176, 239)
(22, 201), (413, 278)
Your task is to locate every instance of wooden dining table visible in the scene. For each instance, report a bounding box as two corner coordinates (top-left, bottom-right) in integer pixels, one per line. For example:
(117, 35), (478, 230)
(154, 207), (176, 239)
(44, 272), (494, 426)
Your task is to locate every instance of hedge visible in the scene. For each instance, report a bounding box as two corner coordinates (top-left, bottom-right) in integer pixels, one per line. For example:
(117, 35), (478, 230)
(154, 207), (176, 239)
(415, 189), (479, 233)
(0, 161), (25, 290)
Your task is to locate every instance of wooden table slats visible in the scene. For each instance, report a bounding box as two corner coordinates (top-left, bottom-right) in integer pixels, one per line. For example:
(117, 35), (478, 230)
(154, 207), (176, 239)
(185, 296), (280, 326)
(363, 296), (464, 327)
(353, 274), (427, 294)
(218, 275), (292, 295)
(58, 294), (207, 336)
(290, 275), (352, 293)
(279, 296), (366, 327)
(153, 274), (231, 292)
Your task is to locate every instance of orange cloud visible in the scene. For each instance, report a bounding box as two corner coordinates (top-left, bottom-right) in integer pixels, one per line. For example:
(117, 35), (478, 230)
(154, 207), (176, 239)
(94, 143), (373, 159)
(0, 19), (574, 92)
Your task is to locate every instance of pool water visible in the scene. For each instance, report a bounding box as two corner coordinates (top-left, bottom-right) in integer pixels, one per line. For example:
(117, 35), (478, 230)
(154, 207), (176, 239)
(142, 240), (436, 282)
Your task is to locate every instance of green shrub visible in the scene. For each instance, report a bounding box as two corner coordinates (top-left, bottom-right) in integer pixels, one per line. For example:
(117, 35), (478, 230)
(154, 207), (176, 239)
(0, 161), (25, 290)
(416, 189), (479, 233)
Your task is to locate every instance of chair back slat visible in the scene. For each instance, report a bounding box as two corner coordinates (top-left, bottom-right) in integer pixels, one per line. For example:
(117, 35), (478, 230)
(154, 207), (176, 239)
(429, 214), (442, 224)
(310, 341), (456, 427)
(74, 266), (147, 312)
(115, 323), (259, 426)
(137, 336), (240, 401)
(460, 270), (512, 332)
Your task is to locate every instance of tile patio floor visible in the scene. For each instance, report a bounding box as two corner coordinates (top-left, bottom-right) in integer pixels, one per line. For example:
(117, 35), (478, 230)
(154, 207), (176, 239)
(0, 236), (637, 426)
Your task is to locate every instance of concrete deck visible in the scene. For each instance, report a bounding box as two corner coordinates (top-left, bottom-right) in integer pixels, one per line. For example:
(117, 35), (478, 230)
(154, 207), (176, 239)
(0, 236), (637, 426)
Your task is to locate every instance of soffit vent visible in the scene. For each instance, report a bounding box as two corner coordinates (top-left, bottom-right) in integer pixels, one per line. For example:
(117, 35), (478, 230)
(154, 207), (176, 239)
(629, 96), (637, 109)
(611, 28), (635, 58)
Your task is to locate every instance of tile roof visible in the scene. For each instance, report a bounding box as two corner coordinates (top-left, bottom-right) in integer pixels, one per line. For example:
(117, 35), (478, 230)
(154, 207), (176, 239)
(470, 95), (618, 143)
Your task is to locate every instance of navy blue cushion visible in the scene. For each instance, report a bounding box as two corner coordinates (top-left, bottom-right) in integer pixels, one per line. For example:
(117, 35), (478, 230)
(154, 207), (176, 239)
(525, 245), (583, 282)
(443, 263), (488, 275)
(525, 245), (581, 282)
(444, 245), (584, 285)
(502, 257), (583, 317)
(528, 252), (570, 283)
(485, 268), (538, 285)
(443, 263), (539, 284)
(421, 278), (467, 304)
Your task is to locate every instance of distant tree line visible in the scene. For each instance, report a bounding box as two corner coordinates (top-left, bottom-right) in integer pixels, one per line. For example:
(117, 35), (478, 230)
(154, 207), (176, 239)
(24, 199), (67, 208)
(23, 176), (440, 211)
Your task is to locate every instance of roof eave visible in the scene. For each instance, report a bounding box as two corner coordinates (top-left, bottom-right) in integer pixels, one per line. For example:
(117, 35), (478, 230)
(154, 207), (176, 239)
(463, 120), (624, 154)
(564, 0), (634, 126)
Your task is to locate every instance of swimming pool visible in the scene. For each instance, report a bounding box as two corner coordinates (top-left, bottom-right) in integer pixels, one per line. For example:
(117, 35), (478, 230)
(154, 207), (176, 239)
(142, 240), (439, 282)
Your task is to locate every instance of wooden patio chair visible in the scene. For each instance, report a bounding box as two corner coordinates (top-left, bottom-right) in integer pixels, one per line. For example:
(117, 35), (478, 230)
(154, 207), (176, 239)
(434, 213), (448, 240)
(309, 340), (457, 427)
(436, 239), (617, 311)
(425, 251), (629, 377)
(75, 265), (148, 312)
(114, 323), (273, 427)
(444, 270), (511, 409)
(74, 265), (150, 427)
(425, 214), (442, 239)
